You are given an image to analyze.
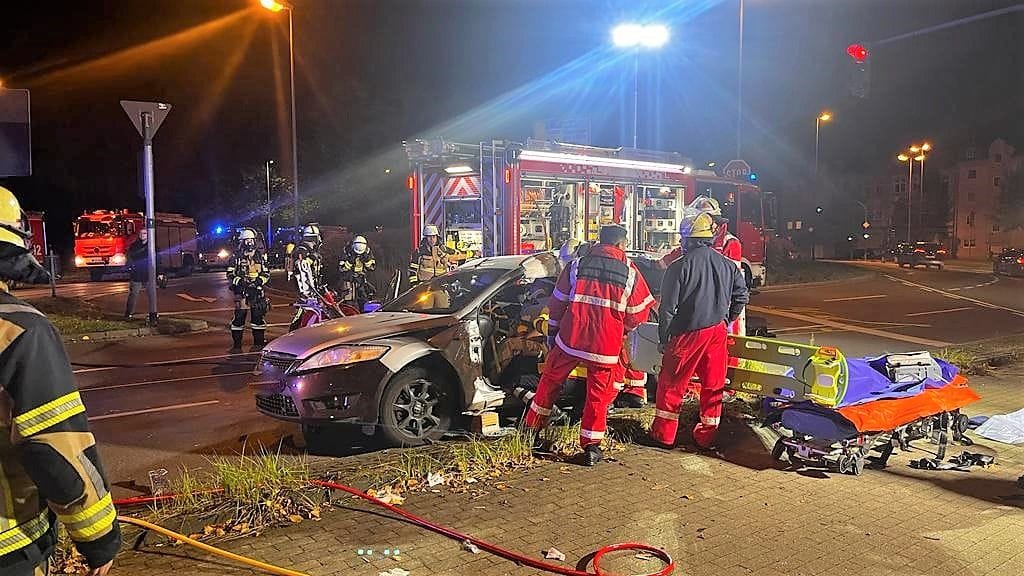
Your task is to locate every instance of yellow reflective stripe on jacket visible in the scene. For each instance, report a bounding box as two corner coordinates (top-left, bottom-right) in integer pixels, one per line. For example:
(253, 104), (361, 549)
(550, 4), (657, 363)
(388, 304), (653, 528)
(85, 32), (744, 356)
(58, 493), (116, 541)
(12, 391), (86, 437)
(0, 510), (50, 555)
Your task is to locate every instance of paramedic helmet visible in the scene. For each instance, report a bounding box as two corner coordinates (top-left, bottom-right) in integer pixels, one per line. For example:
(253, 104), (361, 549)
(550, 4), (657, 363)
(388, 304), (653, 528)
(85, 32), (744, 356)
(351, 235), (368, 255)
(302, 224), (322, 248)
(0, 185), (32, 250)
(237, 228), (258, 252)
(680, 212), (716, 239)
(688, 195), (722, 218)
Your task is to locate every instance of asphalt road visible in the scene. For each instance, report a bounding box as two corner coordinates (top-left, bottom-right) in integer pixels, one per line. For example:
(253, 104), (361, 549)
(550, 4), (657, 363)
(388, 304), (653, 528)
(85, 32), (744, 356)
(13, 263), (1024, 496)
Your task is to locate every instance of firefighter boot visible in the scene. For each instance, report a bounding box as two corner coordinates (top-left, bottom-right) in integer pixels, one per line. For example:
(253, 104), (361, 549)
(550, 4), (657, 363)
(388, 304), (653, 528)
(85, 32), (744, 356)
(252, 329), (266, 351)
(575, 444), (603, 467)
(230, 329), (244, 353)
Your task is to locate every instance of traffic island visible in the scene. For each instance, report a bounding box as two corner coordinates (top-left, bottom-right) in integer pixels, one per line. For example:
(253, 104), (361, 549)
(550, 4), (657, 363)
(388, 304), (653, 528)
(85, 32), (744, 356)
(28, 296), (208, 342)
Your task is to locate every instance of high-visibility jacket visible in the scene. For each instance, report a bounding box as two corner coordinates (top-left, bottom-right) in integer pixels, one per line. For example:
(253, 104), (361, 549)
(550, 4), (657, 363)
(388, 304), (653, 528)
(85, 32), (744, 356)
(339, 247), (376, 277)
(0, 282), (121, 573)
(227, 251), (271, 292)
(408, 241), (453, 284)
(547, 244), (655, 366)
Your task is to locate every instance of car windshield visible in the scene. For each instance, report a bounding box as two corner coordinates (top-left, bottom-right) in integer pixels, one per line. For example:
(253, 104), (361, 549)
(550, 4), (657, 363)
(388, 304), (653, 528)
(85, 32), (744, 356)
(382, 267), (515, 314)
(75, 218), (120, 237)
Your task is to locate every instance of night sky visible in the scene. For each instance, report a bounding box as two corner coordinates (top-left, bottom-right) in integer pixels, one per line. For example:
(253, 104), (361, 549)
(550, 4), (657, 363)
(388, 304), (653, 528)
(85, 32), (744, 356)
(1, 0), (1021, 250)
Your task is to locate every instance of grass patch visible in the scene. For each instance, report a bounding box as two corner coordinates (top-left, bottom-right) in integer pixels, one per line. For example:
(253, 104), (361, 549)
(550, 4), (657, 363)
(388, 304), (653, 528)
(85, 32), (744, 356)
(28, 296), (139, 336)
(770, 260), (866, 285)
(941, 334), (1024, 375)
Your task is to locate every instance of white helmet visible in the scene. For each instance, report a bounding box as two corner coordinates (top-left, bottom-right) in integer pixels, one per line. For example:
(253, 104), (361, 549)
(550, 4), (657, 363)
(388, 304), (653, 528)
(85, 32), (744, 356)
(302, 223), (322, 246)
(558, 238), (581, 264)
(423, 224), (440, 237)
(238, 228), (257, 241)
(351, 235), (368, 255)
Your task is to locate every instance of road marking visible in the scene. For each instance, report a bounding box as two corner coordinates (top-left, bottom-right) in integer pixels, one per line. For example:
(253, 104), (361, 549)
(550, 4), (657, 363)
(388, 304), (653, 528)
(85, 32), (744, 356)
(884, 275), (1024, 318)
(72, 351), (260, 373)
(822, 294), (887, 302)
(771, 325), (828, 333)
(79, 371), (254, 392)
(905, 307), (975, 317)
(748, 305), (953, 348)
(88, 400), (220, 421)
(176, 292), (204, 302)
(160, 304), (290, 316)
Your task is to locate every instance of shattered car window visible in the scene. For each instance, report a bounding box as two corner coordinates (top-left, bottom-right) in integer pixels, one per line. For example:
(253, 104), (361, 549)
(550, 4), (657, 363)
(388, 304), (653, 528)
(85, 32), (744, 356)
(383, 268), (512, 314)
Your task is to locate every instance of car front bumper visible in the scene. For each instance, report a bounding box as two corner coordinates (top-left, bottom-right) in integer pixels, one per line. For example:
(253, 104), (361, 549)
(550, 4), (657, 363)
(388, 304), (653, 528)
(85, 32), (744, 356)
(252, 357), (392, 426)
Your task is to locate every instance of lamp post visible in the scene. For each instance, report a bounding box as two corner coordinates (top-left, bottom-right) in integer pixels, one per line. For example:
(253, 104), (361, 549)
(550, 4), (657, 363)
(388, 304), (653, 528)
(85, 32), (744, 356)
(814, 111), (832, 176)
(260, 0), (300, 232)
(898, 153), (913, 242)
(265, 159), (274, 246)
(611, 23), (669, 149)
(898, 142), (931, 243)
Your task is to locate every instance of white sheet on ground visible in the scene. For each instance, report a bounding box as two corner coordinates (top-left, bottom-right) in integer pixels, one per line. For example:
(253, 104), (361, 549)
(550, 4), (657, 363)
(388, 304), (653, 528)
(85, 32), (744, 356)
(975, 408), (1024, 444)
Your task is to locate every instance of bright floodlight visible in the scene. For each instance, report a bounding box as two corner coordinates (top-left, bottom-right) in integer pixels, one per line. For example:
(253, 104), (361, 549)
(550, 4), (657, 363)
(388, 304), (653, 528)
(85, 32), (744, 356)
(612, 23), (669, 49)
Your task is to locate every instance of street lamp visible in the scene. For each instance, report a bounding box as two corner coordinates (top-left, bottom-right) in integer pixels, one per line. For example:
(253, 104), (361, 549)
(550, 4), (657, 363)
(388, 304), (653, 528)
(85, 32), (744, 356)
(896, 142), (930, 243)
(611, 23), (670, 148)
(260, 0), (300, 232)
(265, 159), (274, 245)
(814, 111), (832, 176)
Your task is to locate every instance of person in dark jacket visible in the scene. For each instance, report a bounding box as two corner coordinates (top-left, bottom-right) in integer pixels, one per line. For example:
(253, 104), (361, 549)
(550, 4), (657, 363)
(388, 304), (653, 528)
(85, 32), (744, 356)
(123, 228), (150, 319)
(1, 186), (120, 576)
(647, 212), (748, 449)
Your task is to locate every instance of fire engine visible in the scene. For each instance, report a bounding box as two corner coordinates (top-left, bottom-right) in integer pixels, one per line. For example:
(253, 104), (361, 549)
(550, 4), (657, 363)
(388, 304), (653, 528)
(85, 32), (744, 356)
(405, 138), (771, 287)
(73, 210), (199, 281)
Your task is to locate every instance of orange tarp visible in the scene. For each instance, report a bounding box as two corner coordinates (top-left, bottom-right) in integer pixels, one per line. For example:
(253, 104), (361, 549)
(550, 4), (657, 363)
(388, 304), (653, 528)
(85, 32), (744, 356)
(836, 375), (980, 433)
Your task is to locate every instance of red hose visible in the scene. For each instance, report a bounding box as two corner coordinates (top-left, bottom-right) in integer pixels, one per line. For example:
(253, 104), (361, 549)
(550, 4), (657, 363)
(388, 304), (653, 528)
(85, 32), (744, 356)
(312, 479), (674, 576)
(113, 480), (674, 576)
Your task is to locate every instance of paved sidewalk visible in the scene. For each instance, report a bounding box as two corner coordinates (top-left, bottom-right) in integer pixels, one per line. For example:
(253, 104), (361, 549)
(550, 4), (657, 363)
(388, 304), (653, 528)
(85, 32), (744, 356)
(115, 367), (1024, 576)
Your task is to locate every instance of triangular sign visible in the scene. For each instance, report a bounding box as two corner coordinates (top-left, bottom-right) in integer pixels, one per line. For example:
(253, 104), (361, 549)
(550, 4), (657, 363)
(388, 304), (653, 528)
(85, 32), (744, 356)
(121, 100), (171, 138)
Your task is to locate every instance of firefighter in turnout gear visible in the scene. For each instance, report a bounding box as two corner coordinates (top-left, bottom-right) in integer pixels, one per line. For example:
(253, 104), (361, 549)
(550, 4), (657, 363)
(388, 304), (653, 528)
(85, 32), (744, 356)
(408, 224), (454, 285)
(228, 228), (271, 352)
(647, 212), (748, 450)
(0, 186), (120, 576)
(338, 234), (376, 309)
(524, 225), (655, 466)
(290, 224), (328, 330)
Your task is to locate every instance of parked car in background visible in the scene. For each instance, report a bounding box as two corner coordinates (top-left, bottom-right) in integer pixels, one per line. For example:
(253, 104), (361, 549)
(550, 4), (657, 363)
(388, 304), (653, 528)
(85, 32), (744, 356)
(895, 242), (946, 269)
(993, 248), (1024, 277)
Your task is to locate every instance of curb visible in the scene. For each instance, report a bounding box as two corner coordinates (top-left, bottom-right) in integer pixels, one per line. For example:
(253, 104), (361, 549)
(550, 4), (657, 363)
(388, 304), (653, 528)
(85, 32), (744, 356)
(63, 318), (209, 343)
(759, 272), (876, 292)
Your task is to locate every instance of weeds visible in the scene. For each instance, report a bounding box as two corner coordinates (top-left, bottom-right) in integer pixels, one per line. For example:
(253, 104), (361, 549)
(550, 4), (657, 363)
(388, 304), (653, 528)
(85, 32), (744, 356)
(941, 335), (1024, 375)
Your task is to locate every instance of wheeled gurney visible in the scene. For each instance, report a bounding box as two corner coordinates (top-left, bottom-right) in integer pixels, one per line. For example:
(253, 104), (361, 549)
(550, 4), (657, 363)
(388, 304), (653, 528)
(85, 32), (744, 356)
(628, 325), (981, 475)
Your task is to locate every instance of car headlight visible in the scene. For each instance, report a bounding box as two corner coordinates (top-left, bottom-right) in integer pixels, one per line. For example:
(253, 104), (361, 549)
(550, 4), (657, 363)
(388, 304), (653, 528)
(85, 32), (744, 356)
(217, 249), (230, 259)
(110, 253), (127, 265)
(74, 255), (86, 267)
(294, 345), (389, 373)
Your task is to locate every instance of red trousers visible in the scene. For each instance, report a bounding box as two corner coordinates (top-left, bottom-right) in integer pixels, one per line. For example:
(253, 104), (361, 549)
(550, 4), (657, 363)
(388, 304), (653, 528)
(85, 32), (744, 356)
(685, 315), (742, 398)
(650, 323), (729, 448)
(614, 348), (648, 402)
(523, 344), (619, 448)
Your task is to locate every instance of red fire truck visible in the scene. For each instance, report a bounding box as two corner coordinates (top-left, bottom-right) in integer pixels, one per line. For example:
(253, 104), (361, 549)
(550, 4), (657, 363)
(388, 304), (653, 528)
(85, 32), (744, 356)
(73, 210), (199, 281)
(405, 138), (771, 286)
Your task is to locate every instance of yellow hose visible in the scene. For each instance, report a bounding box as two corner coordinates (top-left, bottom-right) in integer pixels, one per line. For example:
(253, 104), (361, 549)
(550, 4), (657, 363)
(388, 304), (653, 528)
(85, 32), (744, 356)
(116, 515), (309, 576)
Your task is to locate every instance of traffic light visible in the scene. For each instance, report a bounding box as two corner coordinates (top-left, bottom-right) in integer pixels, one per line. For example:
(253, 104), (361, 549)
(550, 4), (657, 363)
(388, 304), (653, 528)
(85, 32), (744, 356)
(748, 172), (758, 182)
(847, 42), (870, 99)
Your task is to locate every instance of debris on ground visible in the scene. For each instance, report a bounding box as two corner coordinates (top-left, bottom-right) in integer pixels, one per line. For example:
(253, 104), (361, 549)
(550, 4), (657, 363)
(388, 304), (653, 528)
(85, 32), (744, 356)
(544, 547), (566, 561)
(427, 472), (446, 487)
(635, 552), (657, 561)
(462, 539), (480, 554)
(378, 569), (410, 576)
(368, 486), (406, 506)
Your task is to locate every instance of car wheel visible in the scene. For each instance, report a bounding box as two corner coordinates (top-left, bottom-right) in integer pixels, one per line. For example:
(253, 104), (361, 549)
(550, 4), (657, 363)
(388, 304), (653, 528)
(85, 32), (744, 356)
(378, 366), (455, 447)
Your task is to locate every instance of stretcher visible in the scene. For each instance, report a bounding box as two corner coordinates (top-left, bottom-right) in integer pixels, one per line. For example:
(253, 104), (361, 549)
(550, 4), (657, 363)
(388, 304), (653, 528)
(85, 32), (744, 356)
(628, 325), (980, 475)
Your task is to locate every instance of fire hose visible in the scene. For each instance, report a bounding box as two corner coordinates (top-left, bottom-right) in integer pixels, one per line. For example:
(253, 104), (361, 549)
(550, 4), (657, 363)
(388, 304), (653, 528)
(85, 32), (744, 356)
(113, 479), (674, 576)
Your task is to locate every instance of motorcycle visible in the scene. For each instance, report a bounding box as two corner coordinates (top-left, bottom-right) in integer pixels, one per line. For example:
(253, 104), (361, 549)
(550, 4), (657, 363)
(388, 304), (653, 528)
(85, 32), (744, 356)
(291, 288), (359, 330)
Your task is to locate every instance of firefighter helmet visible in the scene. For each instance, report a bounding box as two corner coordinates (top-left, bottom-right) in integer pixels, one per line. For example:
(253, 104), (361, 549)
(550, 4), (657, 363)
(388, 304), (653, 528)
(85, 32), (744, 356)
(423, 224), (440, 237)
(688, 195), (722, 217)
(302, 224), (322, 247)
(558, 238), (581, 264)
(351, 235), (368, 255)
(680, 212), (716, 239)
(0, 185), (32, 249)
(238, 228), (258, 251)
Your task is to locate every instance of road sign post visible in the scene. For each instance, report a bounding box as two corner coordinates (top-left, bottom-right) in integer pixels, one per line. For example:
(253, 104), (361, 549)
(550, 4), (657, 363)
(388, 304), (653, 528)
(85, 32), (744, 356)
(121, 100), (171, 326)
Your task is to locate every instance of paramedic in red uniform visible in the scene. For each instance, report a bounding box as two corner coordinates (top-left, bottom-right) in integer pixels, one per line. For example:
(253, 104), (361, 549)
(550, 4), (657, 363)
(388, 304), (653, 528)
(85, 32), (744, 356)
(647, 213), (748, 449)
(525, 225), (655, 466)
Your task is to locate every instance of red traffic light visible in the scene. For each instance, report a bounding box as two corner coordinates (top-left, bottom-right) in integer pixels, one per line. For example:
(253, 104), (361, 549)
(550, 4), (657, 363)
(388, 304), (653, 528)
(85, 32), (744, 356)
(847, 43), (868, 63)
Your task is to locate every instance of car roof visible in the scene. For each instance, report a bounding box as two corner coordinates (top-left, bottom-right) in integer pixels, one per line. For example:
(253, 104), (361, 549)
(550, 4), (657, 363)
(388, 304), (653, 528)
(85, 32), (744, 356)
(460, 252), (561, 280)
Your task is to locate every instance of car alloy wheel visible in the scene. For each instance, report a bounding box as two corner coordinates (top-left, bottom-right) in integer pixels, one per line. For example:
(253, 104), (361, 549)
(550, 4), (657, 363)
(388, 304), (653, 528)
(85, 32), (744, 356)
(379, 366), (454, 446)
(394, 377), (442, 438)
